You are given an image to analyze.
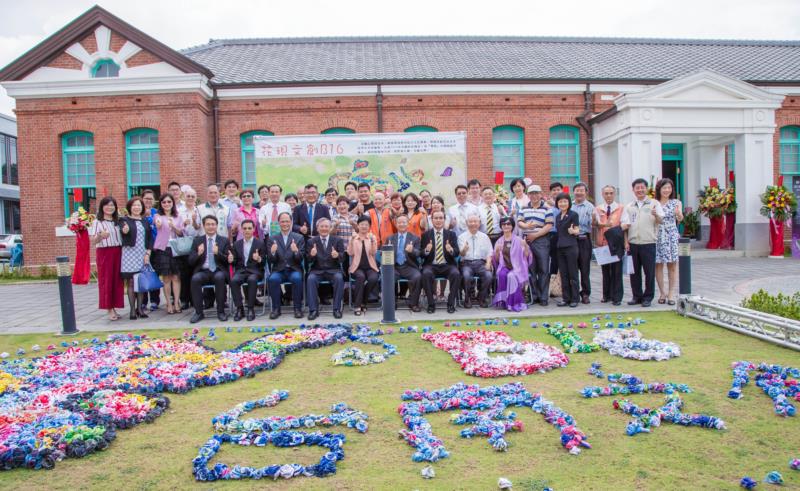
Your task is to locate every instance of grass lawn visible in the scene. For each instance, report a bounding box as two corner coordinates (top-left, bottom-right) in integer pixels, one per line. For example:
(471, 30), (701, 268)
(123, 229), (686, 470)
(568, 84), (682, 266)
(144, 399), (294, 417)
(0, 311), (798, 490)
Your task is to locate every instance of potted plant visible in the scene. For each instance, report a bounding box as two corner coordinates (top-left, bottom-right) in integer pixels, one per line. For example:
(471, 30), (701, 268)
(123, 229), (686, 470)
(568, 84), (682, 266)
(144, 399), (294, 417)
(760, 176), (798, 257)
(681, 207), (701, 239)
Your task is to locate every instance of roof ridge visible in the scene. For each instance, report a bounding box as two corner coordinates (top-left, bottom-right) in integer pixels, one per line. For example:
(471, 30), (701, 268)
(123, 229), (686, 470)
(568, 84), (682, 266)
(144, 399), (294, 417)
(179, 34), (800, 52)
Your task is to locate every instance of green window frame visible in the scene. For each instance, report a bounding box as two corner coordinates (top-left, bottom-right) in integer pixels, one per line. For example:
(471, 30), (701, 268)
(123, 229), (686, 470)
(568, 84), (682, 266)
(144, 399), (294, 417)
(549, 125), (580, 187)
(125, 128), (160, 198)
(779, 126), (800, 176)
(91, 59), (120, 78)
(321, 127), (355, 134)
(61, 131), (97, 216)
(241, 130), (274, 189)
(404, 125), (438, 133)
(492, 125), (524, 187)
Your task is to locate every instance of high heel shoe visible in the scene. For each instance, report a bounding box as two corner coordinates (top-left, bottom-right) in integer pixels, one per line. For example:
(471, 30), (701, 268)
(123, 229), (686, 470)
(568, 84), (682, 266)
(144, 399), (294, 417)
(137, 309), (149, 319)
(129, 308), (138, 320)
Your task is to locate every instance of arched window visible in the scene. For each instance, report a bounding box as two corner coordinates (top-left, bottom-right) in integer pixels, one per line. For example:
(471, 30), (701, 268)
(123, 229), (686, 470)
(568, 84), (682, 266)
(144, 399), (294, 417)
(241, 130), (274, 189)
(125, 129), (160, 198)
(321, 127), (355, 134)
(91, 59), (120, 78)
(62, 131), (96, 216)
(492, 125), (524, 187)
(549, 125), (580, 187)
(779, 126), (800, 176)
(404, 125), (438, 133)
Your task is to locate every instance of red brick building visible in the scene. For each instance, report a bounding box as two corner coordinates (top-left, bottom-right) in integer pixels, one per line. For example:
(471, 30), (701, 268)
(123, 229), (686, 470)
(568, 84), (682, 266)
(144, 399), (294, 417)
(1, 5), (799, 265)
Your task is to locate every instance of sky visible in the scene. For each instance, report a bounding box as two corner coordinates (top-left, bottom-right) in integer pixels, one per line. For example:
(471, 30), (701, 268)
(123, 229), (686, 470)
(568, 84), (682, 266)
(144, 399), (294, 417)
(1, 0), (799, 117)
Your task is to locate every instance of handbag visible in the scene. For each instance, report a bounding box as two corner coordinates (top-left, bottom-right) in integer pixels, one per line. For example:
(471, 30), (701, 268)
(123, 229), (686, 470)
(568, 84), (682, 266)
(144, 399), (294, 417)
(134, 264), (163, 293)
(622, 254), (635, 275)
(168, 236), (194, 256)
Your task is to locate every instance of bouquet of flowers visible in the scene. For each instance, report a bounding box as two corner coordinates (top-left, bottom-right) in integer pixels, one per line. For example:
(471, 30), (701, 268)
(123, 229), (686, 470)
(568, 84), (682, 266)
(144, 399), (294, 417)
(760, 183), (797, 223)
(67, 206), (96, 233)
(697, 181), (729, 218)
(724, 186), (737, 214)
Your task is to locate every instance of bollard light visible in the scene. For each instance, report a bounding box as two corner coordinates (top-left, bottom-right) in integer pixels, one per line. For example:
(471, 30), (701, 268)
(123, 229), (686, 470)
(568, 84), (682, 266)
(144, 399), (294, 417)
(56, 256), (79, 335)
(678, 238), (691, 296)
(379, 245), (398, 324)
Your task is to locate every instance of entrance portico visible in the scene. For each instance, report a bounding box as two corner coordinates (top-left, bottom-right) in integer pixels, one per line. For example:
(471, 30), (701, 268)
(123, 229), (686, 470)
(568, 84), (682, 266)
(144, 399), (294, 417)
(591, 70), (785, 256)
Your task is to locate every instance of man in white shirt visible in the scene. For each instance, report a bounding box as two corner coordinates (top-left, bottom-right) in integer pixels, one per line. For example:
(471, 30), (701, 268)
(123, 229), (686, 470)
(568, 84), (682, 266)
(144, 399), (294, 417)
(200, 184), (232, 238)
(621, 178), (664, 307)
(258, 184), (292, 238)
(458, 214), (494, 308)
(478, 186), (504, 244)
(448, 184), (478, 237)
(168, 181), (187, 213)
(220, 179), (242, 210)
(467, 179), (483, 207)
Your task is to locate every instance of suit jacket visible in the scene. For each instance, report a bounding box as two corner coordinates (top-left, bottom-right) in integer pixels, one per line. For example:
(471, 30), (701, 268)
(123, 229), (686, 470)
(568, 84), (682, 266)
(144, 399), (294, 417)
(292, 202), (331, 237)
(305, 234), (344, 273)
(347, 234), (379, 273)
(267, 232), (305, 272)
(232, 237), (267, 276)
(119, 216), (154, 250)
(604, 225), (626, 259)
(385, 232), (421, 269)
(420, 228), (458, 266)
(188, 235), (230, 277)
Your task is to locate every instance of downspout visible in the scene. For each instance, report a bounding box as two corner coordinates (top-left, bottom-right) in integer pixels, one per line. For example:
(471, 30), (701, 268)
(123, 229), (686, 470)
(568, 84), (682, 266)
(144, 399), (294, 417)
(575, 83), (595, 193)
(212, 87), (221, 183)
(376, 84), (384, 133)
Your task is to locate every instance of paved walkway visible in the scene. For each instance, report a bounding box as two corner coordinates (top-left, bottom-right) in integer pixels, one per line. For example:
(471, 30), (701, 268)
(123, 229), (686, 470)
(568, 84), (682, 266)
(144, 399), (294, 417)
(0, 257), (798, 334)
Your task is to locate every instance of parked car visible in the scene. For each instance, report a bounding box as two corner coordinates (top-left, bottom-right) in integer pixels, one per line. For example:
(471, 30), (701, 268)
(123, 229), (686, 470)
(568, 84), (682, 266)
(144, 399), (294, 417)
(0, 234), (22, 260)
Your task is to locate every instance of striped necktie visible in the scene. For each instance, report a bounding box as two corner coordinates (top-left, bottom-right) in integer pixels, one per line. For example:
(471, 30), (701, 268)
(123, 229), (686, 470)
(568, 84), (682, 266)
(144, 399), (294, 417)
(486, 206), (494, 233)
(435, 231), (444, 264)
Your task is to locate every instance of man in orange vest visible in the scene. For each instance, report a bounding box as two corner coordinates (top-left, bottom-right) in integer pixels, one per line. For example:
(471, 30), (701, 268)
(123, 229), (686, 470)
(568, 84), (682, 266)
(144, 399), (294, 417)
(593, 185), (625, 305)
(368, 191), (396, 247)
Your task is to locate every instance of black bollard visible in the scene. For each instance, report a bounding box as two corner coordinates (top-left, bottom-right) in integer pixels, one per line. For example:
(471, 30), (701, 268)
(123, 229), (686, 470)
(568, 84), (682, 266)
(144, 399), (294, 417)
(56, 256), (79, 335)
(678, 238), (691, 296)
(380, 245), (399, 324)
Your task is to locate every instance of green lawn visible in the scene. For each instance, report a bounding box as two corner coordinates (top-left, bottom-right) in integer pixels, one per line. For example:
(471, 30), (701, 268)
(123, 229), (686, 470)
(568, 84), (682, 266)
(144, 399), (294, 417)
(1, 311), (798, 490)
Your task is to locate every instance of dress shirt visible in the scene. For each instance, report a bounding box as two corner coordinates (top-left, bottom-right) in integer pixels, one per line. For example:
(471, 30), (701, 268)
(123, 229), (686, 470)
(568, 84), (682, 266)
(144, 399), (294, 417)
(243, 237), (253, 264)
(258, 201), (291, 235)
(200, 202), (231, 237)
(448, 202), (478, 236)
(571, 200), (595, 235)
(204, 234), (217, 271)
(478, 202), (503, 235)
(458, 230), (493, 261)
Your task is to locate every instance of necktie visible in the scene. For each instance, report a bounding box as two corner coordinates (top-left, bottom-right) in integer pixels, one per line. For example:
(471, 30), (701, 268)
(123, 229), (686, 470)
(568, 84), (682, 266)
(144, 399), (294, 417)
(397, 234), (406, 265)
(486, 206), (494, 233)
(435, 232), (444, 264)
(472, 236), (476, 260)
(206, 238), (216, 272)
(607, 205), (612, 222)
(322, 237), (327, 251)
(308, 205), (314, 234)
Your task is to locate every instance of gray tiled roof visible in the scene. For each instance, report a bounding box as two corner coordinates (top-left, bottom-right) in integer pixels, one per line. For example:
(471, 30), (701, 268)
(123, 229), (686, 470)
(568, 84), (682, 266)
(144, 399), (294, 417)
(180, 36), (800, 85)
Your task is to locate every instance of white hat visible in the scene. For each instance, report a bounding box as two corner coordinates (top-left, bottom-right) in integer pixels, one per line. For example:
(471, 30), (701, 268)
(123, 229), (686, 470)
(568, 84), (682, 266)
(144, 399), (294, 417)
(527, 184), (542, 193)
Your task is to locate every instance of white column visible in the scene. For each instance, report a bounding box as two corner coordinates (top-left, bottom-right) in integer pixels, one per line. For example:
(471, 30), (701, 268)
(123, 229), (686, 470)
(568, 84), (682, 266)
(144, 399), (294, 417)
(593, 143), (618, 202)
(734, 133), (773, 255)
(695, 141), (726, 229)
(617, 132), (662, 203)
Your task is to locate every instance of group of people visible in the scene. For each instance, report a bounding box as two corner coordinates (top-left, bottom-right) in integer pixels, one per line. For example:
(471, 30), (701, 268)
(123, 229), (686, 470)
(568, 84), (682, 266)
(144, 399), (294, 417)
(88, 174), (683, 322)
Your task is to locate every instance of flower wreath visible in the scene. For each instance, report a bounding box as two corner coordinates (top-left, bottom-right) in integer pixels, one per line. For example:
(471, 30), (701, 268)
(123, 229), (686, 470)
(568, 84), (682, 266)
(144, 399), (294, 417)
(398, 382), (590, 462)
(728, 362), (799, 417)
(543, 322), (599, 353)
(192, 390), (368, 481)
(421, 330), (569, 378)
(592, 329), (681, 361)
(331, 325), (398, 366)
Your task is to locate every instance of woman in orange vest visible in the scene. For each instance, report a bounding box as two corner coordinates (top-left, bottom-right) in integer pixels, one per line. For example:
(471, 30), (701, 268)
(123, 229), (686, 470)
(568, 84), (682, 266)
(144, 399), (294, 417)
(403, 192), (428, 238)
(368, 191), (396, 246)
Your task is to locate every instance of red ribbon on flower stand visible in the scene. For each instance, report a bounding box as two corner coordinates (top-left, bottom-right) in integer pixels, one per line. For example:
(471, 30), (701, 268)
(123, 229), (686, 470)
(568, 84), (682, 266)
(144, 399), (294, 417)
(706, 216), (725, 249)
(72, 228), (91, 284)
(768, 217), (785, 257)
(720, 171), (735, 249)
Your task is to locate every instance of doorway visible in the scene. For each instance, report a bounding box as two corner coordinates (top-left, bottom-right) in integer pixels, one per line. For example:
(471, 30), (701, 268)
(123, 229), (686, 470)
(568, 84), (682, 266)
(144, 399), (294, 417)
(661, 143), (684, 202)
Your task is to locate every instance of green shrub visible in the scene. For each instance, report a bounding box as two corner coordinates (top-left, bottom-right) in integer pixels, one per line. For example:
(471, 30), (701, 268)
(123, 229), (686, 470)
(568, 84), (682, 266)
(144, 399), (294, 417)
(741, 289), (800, 321)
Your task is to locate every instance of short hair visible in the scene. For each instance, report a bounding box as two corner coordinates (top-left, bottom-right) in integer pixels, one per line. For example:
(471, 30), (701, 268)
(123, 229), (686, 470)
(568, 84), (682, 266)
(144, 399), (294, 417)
(305, 183), (318, 192)
(655, 178), (675, 199)
(268, 184), (282, 193)
(431, 210), (446, 219)
(549, 182), (563, 191)
(316, 217), (331, 227)
(389, 192), (403, 202)
(240, 189), (254, 198)
(336, 195), (350, 205)
(466, 213), (481, 221)
(278, 211), (292, 221)
(126, 196), (144, 216)
(240, 219), (256, 228)
(431, 195), (446, 208)
(357, 215), (372, 226)
(395, 214), (409, 222)
(454, 184), (468, 194)
(284, 193), (298, 203)
(157, 193), (178, 217)
(141, 188), (155, 198)
(499, 216), (515, 230)
(167, 181), (181, 189)
(509, 178), (526, 192)
(257, 185), (269, 195)
(357, 182), (371, 191)
(344, 181), (357, 191)
(419, 189), (431, 197)
(554, 192), (572, 211)
(223, 179), (239, 189)
(601, 185), (616, 193)
(325, 187), (338, 196)
(202, 215), (218, 225)
(632, 178), (649, 189)
(467, 179), (481, 188)
(572, 182), (588, 192)
(206, 183), (219, 191)
(481, 186), (495, 193)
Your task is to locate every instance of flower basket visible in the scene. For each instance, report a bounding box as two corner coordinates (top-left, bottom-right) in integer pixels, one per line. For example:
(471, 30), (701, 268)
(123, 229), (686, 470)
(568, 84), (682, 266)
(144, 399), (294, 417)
(66, 207), (96, 284)
(698, 180), (729, 249)
(760, 178), (797, 257)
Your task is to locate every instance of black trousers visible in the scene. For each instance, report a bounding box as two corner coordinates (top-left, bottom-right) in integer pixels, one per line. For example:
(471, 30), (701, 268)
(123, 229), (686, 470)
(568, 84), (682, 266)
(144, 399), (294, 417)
(178, 256), (192, 304)
(629, 242), (656, 303)
(601, 261), (624, 303)
(148, 288), (160, 305)
(528, 236), (551, 302)
(231, 270), (262, 310)
(190, 269), (227, 315)
(549, 234), (559, 275)
(577, 237), (592, 297)
(422, 263), (460, 308)
(557, 245), (580, 303)
(396, 263), (422, 308)
(307, 270), (344, 312)
(351, 268), (379, 308)
(460, 259), (492, 304)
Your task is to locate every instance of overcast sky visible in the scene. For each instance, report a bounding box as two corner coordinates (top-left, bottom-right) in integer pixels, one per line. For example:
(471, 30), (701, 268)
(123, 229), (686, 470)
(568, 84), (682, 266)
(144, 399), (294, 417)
(1, 0), (799, 117)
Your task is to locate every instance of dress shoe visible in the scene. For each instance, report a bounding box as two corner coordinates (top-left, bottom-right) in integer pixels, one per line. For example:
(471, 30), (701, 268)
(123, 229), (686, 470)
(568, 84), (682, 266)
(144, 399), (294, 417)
(217, 312), (228, 322)
(627, 299), (642, 306)
(463, 299), (472, 309)
(557, 301), (569, 307)
(190, 313), (204, 323)
(410, 305), (421, 313)
(333, 310), (343, 319)
(447, 305), (456, 314)
(569, 302), (578, 308)
(294, 310), (303, 319)
(233, 308), (244, 322)
(137, 310), (149, 319)
(269, 310), (281, 320)
(612, 301), (622, 306)
(480, 301), (490, 308)
(641, 300), (652, 307)
(581, 295), (590, 304)
(600, 298), (609, 303)
(181, 302), (191, 311)
(246, 308), (256, 322)
(540, 300), (549, 307)
(426, 306), (436, 314)
(308, 310), (319, 321)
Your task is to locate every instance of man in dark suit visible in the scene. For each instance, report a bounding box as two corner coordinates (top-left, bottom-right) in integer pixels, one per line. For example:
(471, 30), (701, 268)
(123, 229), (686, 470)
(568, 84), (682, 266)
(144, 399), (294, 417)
(292, 183), (331, 238)
(228, 219), (266, 322)
(188, 215), (230, 323)
(305, 218), (345, 320)
(267, 212), (305, 319)
(420, 210), (461, 314)
(385, 214), (422, 312)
